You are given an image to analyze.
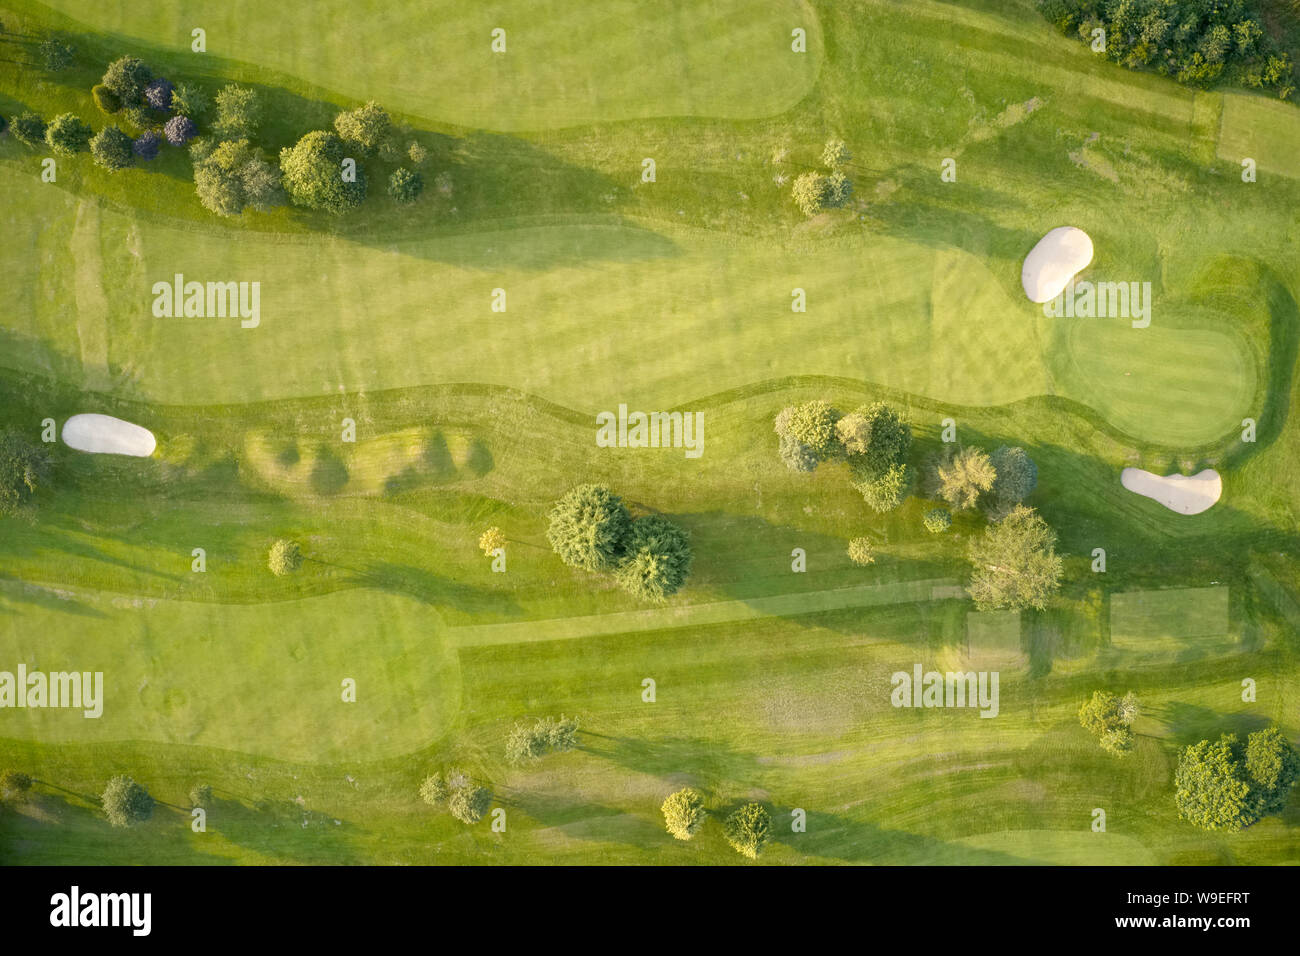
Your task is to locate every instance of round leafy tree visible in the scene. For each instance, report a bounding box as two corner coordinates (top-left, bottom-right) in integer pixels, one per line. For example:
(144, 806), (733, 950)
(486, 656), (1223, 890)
(102, 775), (154, 828)
(724, 802), (772, 859)
(774, 401), (842, 464)
(132, 131), (161, 161)
(92, 84), (121, 114)
(990, 445), (1038, 506)
(966, 505), (1063, 611)
(821, 137), (851, 168)
(144, 78), (174, 111)
(792, 171), (828, 217)
(418, 773), (448, 806)
(387, 167), (424, 204)
(279, 130), (367, 213)
(44, 113), (94, 155)
(163, 114), (196, 146)
(934, 445), (996, 511)
(90, 125), (134, 171)
(408, 141), (429, 165)
(448, 783), (492, 824)
(778, 435), (820, 473)
(194, 138), (283, 216)
(661, 788), (707, 841)
(545, 484), (632, 573)
(1174, 735), (1255, 831)
(478, 526), (506, 555)
(11, 112), (46, 148)
(923, 507), (952, 533)
(39, 36), (75, 72)
(1245, 726), (1299, 817)
(0, 769), (33, 800)
(837, 402), (911, 479)
(334, 100), (391, 152)
(170, 82), (209, 118)
(0, 430), (52, 518)
(614, 515), (693, 602)
(267, 539), (303, 576)
(853, 461), (913, 514)
(847, 537), (875, 566)
(213, 85), (262, 139)
(100, 56), (152, 107)
(189, 783), (213, 808)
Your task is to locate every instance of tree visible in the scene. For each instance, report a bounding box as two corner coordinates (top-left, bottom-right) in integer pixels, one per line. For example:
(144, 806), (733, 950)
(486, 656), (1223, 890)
(448, 783), (492, 824)
(847, 537), (875, 565)
(388, 167), (424, 204)
(478, 526), (505, 555)
(334, 101), (391, 152)
(661, 788), (707, 841)
(213, 85), (261, 139)
(194, 139), (283, 216)
(11, 112), (45, 147)
(792, 171), (828, 216)
(966, 505), (1063, 611)
(267, 539), (303, 576)
(101, 56), (152, 107)
(934, 445), (996, 511)
(0, 769), (33, 801)
(1077, 689), (1139, 758)
(189, 783), (213, 808)
(408, 141), (429, 165)
(1174, 735), (1256, 831)
(170, 82), (209, 118)
(280, 130), (367, 213)
(418, 773), (448, 806)
(545, 484), (632, 573)
(774, 401), (842, 463)
(822, 137), (850, 168)
(614, 515), (692, 602)
(990, 445), (1038, 507)
(39, 36), (75, 72)
(778, 435), (820, 472)
(724, 803), (772, 859)
(92, 84), (122, 114)
(44, 113), (93, 155)
(1245, 726), (1299, 816)
(144, 78), (174, 111)
(90, 125), (134, 171)
(504, 716), (579, 766)
(102, 775), (154, 827)
(852, 461), (912, 513)
(837, 402), (911, 478)
(163, 114), (196, 146)
(923, 508), (952, 533)
(824, 170), (853, 207)
(0, 430), (52, 517)
(132, 131), (161, 161)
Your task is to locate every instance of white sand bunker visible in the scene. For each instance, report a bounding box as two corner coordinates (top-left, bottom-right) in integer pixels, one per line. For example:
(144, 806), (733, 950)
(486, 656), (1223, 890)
(62, 414), (156, 457)
(1121, 468), (1221, 515)
(1021, 226), (1093, 303)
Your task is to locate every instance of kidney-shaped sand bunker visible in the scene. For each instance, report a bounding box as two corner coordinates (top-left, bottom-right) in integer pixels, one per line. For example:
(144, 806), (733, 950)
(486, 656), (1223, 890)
(1022, 226), (1094, 303)
(1121, 468), (1221, 515)
(62, 414), (156, 457)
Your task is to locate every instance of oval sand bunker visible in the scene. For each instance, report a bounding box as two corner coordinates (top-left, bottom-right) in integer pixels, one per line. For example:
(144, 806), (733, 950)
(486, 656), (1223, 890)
(1121, 468), (1221, 515)
(62, 414), (156, 457)
(1021, 226), (1093, 303)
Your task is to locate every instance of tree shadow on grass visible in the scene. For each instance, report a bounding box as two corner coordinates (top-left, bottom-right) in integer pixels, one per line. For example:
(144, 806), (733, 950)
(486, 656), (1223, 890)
(1151, 702), (1273, 748)
(777, 808), (1027, 865)
(204, 792), (363, 865)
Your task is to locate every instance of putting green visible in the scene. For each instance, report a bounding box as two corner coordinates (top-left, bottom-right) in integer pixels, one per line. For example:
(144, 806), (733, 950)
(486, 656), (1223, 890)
(37, 0), (823, 130)
(0, 583), (459, 762)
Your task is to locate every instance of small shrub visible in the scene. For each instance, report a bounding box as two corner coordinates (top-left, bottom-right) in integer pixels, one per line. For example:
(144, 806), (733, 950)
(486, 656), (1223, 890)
(847, 537), (875, 566)
(387, 167), (423, 204)
(189, 783), (213, 808)
(0, 769), (33, 800)
(418, 773), (448, 805)
(11, 112), (45, 148)
(267, 539), (303, 576)
(39, 36), (75, 72)
(661, 788), (707, 840)
(144, 78), (174, 111)
(90, 125), (134, 171)
(448, 783), (491, 824)
(163, 114), (196, 146)
(102, 775), (154, 828)
(923, 508), (952, 533)
(132, 131), (161, 160)
(44, 113), (94, 155)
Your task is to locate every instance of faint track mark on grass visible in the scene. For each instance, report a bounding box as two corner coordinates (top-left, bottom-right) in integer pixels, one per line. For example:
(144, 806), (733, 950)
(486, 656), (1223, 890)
(70, 199), (111, 391)
(450, 577), (960, 647)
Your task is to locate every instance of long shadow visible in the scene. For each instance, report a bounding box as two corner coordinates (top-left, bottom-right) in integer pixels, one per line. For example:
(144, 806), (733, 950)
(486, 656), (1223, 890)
(1153, 702), (1273, 748)
(782, 808), (1027, 865)
(204, 792), (363, 865)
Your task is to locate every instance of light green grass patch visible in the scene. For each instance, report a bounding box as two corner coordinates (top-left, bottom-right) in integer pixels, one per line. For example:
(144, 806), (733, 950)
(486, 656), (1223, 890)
(39, 0), (823, 130)
(0, 583), (459, 762)
(965, 609), (1023, 667)
(1108, 586), (1234, 658)
(1217, 92), (1300, 180)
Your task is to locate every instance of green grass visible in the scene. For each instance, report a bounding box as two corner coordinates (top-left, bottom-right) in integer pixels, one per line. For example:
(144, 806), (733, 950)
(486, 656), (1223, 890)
(2, 0), (1300, 866)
